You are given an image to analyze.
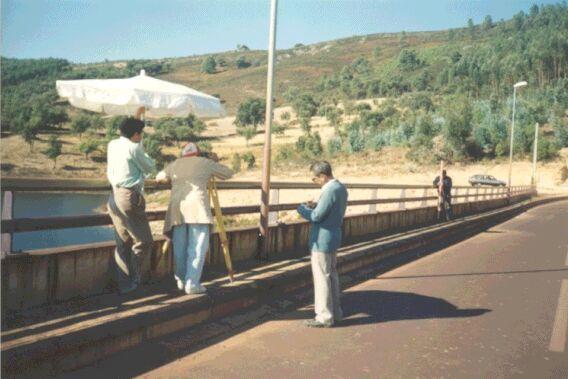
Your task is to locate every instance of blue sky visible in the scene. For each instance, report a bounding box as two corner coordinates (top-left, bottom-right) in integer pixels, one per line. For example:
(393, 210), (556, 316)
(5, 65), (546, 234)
(1, 0), (559, 63)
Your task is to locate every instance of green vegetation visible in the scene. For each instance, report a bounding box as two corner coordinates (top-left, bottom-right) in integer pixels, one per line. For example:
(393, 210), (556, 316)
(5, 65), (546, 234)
(242, 152), (256, 169)
(201, 56), (217, 74)
(79, 137), (100, 159)
(153, 114), (206, 148)
(234, 98), (265, 146)
(1, 3), (567, 171)
(44, 135), (62, 168)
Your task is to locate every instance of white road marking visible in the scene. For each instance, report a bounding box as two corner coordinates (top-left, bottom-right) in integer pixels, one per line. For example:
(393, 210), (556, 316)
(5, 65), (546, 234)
(549, 279), (568, 353)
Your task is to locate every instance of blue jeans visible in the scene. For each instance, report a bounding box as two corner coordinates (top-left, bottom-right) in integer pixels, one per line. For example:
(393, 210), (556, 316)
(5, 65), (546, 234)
(172, 224), (210, 288)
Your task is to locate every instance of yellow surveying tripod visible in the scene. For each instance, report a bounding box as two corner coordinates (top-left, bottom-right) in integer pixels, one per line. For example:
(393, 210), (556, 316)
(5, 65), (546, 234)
(160, 178), (235, 283)
(208, 178), (235, 282)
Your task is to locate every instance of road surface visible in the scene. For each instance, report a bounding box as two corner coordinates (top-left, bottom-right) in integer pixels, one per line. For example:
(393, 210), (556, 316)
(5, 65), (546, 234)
(74, 201), (568, 378)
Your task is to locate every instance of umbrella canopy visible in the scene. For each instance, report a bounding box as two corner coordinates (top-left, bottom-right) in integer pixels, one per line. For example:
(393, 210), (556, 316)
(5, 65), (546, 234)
(56, 70), (225, 119)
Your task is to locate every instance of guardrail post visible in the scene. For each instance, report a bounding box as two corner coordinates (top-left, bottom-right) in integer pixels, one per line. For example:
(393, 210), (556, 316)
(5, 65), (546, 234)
(268, 188), (279, 225)
(398, 188), (406, 210)
(475, 187), (479, 201)
(368, 188), (378, 213)
(454, 188), (459, 203)
(1, 191), (14, 257)
(420, 188), (428, 207)
(465, 187), (470, 203)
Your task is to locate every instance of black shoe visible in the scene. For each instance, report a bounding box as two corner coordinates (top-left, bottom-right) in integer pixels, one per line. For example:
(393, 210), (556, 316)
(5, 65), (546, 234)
(119, 282), (138, 295)
(304, 319), (333, 328)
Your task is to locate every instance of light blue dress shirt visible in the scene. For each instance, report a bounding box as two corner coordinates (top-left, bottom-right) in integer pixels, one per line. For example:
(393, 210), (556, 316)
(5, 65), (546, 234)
(106, 136), (155, 192)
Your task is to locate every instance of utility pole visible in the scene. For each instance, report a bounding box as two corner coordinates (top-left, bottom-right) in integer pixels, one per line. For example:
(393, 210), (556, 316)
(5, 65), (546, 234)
(508, 81), (527, 196)
(259, 0), (278, 259)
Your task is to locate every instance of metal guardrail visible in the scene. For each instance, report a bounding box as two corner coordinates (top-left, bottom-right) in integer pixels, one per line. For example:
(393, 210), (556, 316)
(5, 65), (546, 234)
(0, 177), (535, 252)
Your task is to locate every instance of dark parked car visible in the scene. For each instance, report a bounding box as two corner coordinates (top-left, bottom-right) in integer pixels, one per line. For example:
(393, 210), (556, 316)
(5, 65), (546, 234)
(469, 174), (506, 187)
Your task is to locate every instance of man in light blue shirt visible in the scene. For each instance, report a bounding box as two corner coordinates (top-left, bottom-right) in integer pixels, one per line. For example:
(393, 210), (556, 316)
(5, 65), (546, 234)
(297, 161), (348, 327)
(107, 113), (155, 294)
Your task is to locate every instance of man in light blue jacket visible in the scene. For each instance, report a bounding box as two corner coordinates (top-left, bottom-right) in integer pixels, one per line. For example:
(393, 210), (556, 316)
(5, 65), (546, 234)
(297, 161), (348, 327)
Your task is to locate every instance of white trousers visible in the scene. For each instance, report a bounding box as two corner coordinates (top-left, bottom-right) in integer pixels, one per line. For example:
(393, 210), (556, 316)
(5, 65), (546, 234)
(311, 251), (343, 324)
(172, 224), (210, 288)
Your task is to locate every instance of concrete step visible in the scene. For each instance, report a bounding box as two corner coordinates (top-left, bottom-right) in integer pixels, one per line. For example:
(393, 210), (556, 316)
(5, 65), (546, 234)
(2, 196), (565, 377)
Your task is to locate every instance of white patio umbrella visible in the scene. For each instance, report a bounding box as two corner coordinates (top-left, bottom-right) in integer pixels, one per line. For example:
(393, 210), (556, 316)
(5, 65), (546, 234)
(56, 70), (225, 119)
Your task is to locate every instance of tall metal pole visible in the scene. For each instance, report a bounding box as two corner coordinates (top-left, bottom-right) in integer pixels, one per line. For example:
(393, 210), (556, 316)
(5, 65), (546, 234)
(259, 0), (278, 260)
(507, 86), (517, 191)
(531, 122), (539, 186)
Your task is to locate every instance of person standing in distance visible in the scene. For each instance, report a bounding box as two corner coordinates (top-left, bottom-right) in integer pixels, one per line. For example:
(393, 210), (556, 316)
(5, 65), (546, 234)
(107, 107), (155, 294)
(297, 161), (348, 328)
(433, 169), (453, 221)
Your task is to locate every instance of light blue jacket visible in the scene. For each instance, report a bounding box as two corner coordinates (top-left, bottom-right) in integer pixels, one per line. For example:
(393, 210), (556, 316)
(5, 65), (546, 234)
(297, 180), (348, 253)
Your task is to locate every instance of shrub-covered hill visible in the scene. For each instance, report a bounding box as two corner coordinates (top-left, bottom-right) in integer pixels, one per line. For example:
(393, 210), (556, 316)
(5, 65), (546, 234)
(1, 2), (567, 169)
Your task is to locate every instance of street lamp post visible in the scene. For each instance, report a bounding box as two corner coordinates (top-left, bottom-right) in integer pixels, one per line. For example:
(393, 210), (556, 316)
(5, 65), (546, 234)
(531, 122), (539, 187)
(507, 81), (527, 194)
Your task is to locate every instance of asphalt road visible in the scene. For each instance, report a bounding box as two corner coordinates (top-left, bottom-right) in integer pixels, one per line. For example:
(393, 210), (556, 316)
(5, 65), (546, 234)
(69, 201), (568, 378)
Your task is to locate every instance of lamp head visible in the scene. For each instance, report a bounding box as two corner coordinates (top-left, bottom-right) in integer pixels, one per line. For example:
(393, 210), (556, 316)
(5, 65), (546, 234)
(514, 81), (528, 88)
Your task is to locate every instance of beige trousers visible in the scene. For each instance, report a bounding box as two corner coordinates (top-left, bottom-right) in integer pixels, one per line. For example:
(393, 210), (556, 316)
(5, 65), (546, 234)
(311, 250), (343, 324)
(107, 187), (153, 290)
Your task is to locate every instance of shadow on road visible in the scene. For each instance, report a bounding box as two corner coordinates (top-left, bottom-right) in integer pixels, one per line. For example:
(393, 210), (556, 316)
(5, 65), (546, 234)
(337, 290), (490, 327)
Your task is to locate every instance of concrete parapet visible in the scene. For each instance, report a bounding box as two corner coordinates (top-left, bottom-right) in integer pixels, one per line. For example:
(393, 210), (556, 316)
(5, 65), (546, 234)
(1, 194), (530, 315)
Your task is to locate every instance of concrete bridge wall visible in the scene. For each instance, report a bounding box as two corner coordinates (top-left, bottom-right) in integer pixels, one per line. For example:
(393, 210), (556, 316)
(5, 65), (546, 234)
(1, 195), (530, 315)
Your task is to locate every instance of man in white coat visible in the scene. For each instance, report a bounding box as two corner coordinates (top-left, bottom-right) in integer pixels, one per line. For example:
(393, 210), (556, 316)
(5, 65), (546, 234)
(156, 143), (233, 294)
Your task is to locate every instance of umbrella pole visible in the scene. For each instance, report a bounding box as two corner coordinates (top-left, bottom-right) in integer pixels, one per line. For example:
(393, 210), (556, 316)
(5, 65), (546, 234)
(259, 0), (278, 260)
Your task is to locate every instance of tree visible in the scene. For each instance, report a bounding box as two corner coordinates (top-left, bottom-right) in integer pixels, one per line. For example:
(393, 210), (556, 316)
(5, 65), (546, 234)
(70, 114), (92, 139)
(322, 106), (343, 134)
(236, 56), (251, 69)
(296, 132), (323, 158)
(467, 18), (476, 40)
(235, 98), (265, 146)
(442, 97), (474, 160)
(242, 152), (256, 169)
(79, 137), (99, 159)
(291, 93), (318, 132)
(44, 135), (62, 169)
(20, 122), (41, 151)
(398, 49), (422, 71)
(482, 15), (493, 31)
(271, 122), (287, 136)
(154, 114), (206, 147)
(530, 4), (540, 18)
(201, 56), (217, 74)
(236, 44), (250, 51)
